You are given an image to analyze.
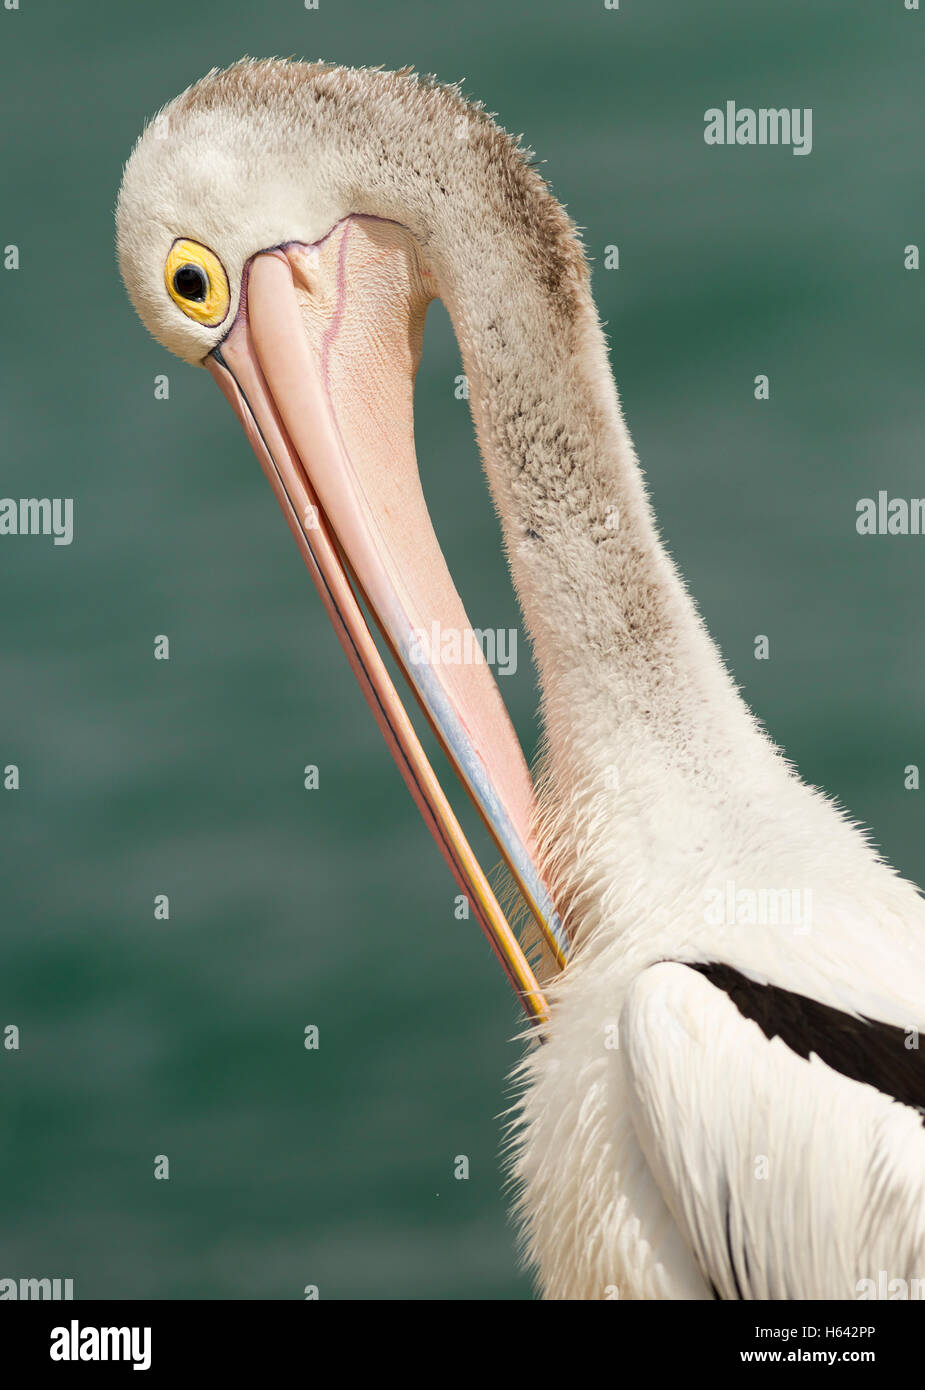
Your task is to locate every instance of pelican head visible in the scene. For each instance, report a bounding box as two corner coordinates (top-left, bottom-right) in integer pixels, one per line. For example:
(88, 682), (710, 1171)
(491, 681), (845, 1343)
(116, 58), (577, 1015)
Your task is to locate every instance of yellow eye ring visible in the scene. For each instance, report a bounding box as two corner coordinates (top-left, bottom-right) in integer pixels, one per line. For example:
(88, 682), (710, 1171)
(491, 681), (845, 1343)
(164, 239), (230, 327)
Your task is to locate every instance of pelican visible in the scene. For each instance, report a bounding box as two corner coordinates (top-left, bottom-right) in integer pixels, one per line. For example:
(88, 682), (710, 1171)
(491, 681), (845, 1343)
(116, 58), (925, 1300)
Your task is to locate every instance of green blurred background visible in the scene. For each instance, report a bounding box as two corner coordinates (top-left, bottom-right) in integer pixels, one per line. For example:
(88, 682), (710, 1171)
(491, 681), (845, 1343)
(0, 0), (922, 1298)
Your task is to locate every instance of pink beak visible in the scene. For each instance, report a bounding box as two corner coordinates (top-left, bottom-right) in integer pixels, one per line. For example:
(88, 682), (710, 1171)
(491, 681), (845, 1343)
(206, 216), (568, 1025)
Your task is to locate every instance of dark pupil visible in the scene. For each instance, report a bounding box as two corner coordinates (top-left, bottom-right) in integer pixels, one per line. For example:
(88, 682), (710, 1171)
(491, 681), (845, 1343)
(173, 264), (208, 302)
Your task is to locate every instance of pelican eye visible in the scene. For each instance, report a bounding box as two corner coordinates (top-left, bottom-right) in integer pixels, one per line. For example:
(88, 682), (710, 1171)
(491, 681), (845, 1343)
(173, 263), (208, 302)
(164, 238), (230, 327)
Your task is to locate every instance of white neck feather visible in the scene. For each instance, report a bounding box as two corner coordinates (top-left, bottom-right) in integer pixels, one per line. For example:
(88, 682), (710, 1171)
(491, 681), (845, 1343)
(438, 235), (758, 749)
(423, 223), (791, 944)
